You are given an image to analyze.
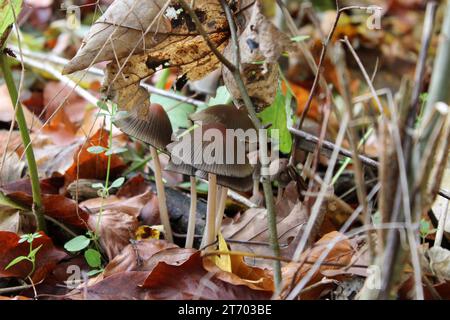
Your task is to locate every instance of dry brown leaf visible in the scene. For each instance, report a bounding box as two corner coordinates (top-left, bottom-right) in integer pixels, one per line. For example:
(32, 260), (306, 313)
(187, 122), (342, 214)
(0, 231), (67, 283)
(83, 191), (153, 260)
(0, 85), (43, 130)
(1, 176), (90, 228)
(62, 0), (172, 74)
(100, 0), (229, 130)
(0, 209), (20, 233)
(428, 246), (450, 281)
(280, 231), (356, 299)
(203, 254), (274, 292)
(222, 0), (293, 111)
(221, 183), (313, 266)
(64, 129), (126, 185)
(87, 210), (139, 261)
(0, 152), (25, 183)
(103, 239), (177, 277)
(140, 252), (271, 300)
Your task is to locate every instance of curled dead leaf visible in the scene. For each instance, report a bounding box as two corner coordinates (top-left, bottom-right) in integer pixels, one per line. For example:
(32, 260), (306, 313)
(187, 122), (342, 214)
(140, 252), (271, 300)
(203, 254), (274, 292)
(280, 231), (356, 299)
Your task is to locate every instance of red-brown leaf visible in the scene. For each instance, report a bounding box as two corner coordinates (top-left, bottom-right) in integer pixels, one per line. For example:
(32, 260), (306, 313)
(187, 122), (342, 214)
(0, 231), (67, 283)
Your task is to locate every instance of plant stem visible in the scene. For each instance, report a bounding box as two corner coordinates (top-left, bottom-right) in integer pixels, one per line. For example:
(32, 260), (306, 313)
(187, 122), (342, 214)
(215, 186), (228, 238)
(203, 173), (217, 251)
(185, 176), (197, 248)
(262, 179), (282, 291)
(150, 146), (174, 242)
(425, 0), (450, 110)
(0, 52), (46, 232)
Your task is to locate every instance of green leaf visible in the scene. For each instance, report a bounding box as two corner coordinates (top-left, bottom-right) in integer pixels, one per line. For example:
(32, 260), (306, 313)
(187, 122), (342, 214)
(291, 35), (310, 43)
(84, 249), (102, 268)
(150, 93), (195, 131)
(110, 177), (125, 189)
(258, 89), (293, 154)
(18, 237), (28, 244)
(87, 146), (106, 154)
(28, 244), (43, 259)
(86, 269), (103, 277)
(64, 235), (91, 252)
(0, 191), (27, 210)
(105, 147), (127, 156)
(207, 86), (232, 107)
(5, 255), (29, 270)
(97, 101), (109, 112)
(0, 0), (23, 38)
(91, 183), (104, 189)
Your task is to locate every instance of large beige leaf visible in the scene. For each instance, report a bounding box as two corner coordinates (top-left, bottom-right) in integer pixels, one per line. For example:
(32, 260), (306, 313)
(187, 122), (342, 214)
(96, 0), (230, 137)
(63, 0), (171, 74)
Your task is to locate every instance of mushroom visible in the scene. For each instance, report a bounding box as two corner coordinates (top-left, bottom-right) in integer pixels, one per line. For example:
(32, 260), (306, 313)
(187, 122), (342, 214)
(189, 104), (255, 131)
(190, 105), (257, 240)
(114, 102), (174, 242)
(165, 159), (197, 248)
(167, 120), (254, 250)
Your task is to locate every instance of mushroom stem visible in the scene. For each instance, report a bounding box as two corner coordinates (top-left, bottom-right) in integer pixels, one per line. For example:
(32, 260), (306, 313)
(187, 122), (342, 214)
(215, 187), (229, 238)
(185, 176), (198, 248)
(150, 146), (173, 243)
(252, 179), (259, 197)
(203, 173), (217, 250)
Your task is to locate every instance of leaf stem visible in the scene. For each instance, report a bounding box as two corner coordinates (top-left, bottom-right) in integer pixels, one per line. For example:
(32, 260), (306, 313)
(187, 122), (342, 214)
(0, 51), (46, 232)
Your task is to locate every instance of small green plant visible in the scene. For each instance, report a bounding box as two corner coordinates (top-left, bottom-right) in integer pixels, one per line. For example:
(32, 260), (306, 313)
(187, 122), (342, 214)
(419, 219), (436, 243)
(64, 101), (126, 276)
(64, 231), (103, 276)
(6, 233), (43, 278)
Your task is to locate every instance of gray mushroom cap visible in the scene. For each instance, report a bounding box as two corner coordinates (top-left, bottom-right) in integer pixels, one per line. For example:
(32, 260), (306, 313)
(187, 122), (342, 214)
(189, 104), (255, 131)
(166, 122), (254, 178)
(165, 158), (196, 176)
(114, 102), (173, 150)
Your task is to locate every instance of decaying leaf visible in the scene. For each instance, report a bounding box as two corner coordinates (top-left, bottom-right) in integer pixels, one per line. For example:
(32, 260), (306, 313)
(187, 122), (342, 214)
(203, 253), (274, 292)
(222, 0), (294, 111)
(82, 191), (152, 260)
(280, 232), (356, 299)
(221, 183), (317, 266)
(103, 239), (177, 277)
(64, 0), (230, 139)
(64, 129), (126, 186)
(62, 0), (172, 75)
(70, 248), (270, 300)
(428, 246), (450, 281)
(0, 209), (20, 233)
(140, 252), (271, 299)
(0, 231), (67, 282)
(0, 152), (25, 183)
(1, 176), (89, 228)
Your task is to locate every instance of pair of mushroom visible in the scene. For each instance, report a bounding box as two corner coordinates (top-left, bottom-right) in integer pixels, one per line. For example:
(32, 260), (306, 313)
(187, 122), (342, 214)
(167, 105), (256, 249)
(116, 103), (255, 249)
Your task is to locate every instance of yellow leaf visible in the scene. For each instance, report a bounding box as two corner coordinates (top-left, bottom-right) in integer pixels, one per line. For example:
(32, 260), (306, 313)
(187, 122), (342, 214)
(135, 225), (162, 240)
(214, 232), (232, 273)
